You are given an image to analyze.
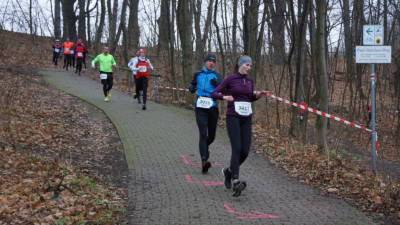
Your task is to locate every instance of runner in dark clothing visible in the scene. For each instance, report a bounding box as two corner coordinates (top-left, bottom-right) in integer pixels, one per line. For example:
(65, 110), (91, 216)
(188, 53), (222, 173)
(211, 55), (268, 197)
(51, 39), (62, 68)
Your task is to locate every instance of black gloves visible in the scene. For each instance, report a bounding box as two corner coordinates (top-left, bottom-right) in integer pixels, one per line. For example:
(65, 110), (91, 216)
(188, 83), (196, 93)
(210, 78), (218, 86)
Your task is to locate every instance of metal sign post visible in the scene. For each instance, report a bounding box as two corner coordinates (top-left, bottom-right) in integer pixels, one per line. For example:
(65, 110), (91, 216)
(357, 25), (392, 176)
(370, 64), (377, 176)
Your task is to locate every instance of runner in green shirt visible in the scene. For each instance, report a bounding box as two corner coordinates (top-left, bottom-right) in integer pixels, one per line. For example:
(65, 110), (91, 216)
(91, 46), (117, 102)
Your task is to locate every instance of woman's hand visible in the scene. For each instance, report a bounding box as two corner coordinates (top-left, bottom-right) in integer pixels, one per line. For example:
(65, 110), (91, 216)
(223, 96), (234, 101)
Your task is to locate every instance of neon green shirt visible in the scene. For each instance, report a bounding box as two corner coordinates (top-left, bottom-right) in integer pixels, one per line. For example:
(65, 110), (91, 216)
(92, 53), (116, 72)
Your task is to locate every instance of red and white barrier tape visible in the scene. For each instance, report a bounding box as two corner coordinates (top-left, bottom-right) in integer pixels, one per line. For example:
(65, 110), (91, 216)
(155, 85), (377, 152)
(155, 86), (189, 92)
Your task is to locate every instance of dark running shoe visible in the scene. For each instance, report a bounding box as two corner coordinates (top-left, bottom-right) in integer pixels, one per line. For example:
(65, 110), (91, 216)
(222, 168), (232, 189)
(201, 160), (211, 173)
(142, 104), (146, 110)
(232, 180), (246, 197)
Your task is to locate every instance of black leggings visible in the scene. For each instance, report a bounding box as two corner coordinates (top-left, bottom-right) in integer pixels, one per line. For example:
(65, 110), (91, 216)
(53, 52), (60, 66)
(226, 116), (252, 180)
(195, 107), (219, 162)
(136, 77), (148, 104)
(101, 72), (113, 97)
(64, 54), (71, 69)
(76, 58), (83, 72)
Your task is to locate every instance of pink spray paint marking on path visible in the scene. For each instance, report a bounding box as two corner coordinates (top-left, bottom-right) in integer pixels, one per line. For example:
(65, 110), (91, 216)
(223, 204), (280, 219)
(181, 154), (222, 167)
(185, 175), (224, 186)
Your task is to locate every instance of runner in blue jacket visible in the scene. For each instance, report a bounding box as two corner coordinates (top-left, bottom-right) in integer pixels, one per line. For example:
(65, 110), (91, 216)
(188, 53), (223, 173)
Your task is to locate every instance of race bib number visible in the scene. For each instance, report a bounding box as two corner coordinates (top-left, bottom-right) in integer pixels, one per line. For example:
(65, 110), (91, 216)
(71, 50), (74, 54)
(55, 48), (60, 53)
(100, 73), (107, 80)
(196, 97), (213, 109)
(65, 48), (70, 52)
(77, 52), (83, 57)
(138, 66), (147, 72)
(234, 102), (252, 116)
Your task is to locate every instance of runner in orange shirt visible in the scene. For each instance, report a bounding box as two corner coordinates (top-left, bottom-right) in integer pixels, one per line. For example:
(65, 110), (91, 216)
(62, 37), (74, 71)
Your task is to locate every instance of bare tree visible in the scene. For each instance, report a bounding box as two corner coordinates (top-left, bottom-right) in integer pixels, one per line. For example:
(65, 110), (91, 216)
(54, 0), (61, 38)
(193, 0), (214, 68)
(60, 0), (77, 40)
(177, 0), (194, 105)
(157, 0), (170, 52)
(128, 0), (140, 50)
(94, 0), (105, 54)
(108, 0), (118, 54)
(78, 0), (85, 41)
(315, 0), (328, 152)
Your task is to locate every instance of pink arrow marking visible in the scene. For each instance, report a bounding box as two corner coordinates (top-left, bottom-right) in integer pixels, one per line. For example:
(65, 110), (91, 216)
(181, 154), (222, 167)
(223, 203), (279, 219)
(185, 175), (224, 186)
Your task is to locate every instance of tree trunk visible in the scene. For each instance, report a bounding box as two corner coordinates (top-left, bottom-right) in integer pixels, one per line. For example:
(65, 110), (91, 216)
(315, 0), (328, 153)
(267, 0), (286, 65)
(289, 0), (309, 140)
(54, 0), (61, 38)
(242, 0), (260, 82)
(86, 0), (91, 46)
(78, 0), (86, 41)
(118, 0), (129, 64)
(109, 0), (118, 54)
(177, 0), (194, 105)
(214, 0), (225, 76)
(128, 0), (140, 50)
(94, 0), (106, 54)
(232, 0), (238, 55)
(194, 0), (214, 69)
(61, 0), (77, 41)
(157, 0), (170, 52)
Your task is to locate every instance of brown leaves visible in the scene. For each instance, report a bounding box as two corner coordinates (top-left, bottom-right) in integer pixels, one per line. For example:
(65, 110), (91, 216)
(0, 55), (127, 222)
(252, 124), (400, 223)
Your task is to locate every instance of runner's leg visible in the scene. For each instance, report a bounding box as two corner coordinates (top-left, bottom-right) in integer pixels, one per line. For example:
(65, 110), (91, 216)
(101, 79), (108, 97)
(206, 107), (219, 159)
(142, 77), (148, 105)
(107, 73), (113, 92)
(239, 117), (252, 165)
(195, 107), (209, 162)
(226, 116), (242, 180)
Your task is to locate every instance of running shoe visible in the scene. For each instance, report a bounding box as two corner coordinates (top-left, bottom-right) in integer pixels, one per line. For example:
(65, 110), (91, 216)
(107, 91), (111, 97)
(201, 160), (211, 173)
(222, 168), (232, 189)
(142, 104), (146, 110)
(138, 98), (141, 104)
(232, 180), (246, 197)
(105, 96), (109, 102)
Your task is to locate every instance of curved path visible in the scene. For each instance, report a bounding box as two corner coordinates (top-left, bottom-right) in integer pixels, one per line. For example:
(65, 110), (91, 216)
(40, 68), (374, 224)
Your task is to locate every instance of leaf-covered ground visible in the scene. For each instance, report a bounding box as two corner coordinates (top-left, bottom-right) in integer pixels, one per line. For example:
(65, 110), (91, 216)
(0, 31), (129, 224)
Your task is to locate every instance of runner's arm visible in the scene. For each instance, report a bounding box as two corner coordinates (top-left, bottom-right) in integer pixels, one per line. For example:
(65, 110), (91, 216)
(188, 71), (200, 93)
(129, 58), (140, 72)
(147, 59), (154, 70)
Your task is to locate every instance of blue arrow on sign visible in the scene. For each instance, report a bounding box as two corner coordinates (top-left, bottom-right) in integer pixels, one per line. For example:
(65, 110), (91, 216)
(366, 28), (373, 35)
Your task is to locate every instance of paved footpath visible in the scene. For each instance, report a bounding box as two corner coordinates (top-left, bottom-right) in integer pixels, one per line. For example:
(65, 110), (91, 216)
(40, 68), (375, 224)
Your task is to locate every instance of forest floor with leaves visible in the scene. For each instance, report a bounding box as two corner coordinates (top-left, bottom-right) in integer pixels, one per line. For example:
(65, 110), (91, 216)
(0, 32), (130, 224)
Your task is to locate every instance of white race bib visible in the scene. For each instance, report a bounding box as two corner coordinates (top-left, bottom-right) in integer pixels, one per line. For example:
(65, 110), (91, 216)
(234, 102), (252, 116)
(196, 97), (213, 109)
(138, 66), (147, 72)
(55, 48), (60, 53)
(77, 52), (83, 57)
(100, 73), (107, 80)
(65, 48), (70, 52)
(71, 50), (74, 54)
